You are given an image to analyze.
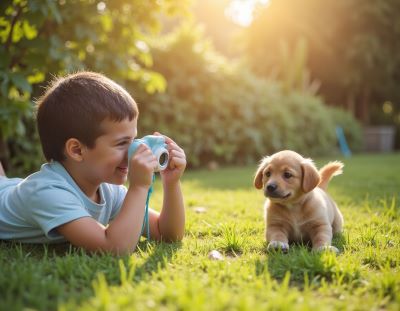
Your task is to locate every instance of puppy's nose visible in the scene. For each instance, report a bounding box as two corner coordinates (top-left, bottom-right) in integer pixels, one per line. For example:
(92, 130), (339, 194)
(266, 183), (278, 193)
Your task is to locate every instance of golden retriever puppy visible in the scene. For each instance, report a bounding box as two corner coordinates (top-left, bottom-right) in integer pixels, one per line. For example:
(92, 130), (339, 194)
(254, 150), (344, 253)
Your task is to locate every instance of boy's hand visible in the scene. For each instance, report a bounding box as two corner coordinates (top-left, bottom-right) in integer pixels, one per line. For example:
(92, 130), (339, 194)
(154, 132), (186, 183)
(128, 144), (158, 188)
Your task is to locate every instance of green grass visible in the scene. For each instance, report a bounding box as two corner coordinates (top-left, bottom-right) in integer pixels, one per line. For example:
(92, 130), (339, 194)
(1, 153), (399, 310)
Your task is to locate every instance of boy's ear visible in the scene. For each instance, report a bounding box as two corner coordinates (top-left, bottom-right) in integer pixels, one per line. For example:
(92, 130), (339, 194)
(65, 138), (85, 162)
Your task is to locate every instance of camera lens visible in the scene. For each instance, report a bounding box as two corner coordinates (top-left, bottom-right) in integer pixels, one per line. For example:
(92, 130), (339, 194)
(159, 152), (168, 166)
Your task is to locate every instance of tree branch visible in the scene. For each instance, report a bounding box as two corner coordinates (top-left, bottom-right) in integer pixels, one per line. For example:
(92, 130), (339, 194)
(5, 2), (24, 52)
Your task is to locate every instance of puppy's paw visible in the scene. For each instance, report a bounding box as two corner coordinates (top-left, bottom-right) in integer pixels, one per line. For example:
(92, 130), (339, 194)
(267, 241), (289, 253)
(314, 245), (339, 254)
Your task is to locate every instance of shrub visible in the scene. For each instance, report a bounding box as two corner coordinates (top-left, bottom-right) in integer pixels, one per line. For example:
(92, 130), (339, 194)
(134, 25), (361, 167)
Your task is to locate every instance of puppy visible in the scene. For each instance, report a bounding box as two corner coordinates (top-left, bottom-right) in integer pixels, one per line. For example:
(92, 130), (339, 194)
(254, 150), (344, 253)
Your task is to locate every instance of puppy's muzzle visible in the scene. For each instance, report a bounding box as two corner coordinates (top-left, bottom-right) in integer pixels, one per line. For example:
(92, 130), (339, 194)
(266, 183), (277, 193)
(264, 183), (278, 197)
(264, 183), (291, 199)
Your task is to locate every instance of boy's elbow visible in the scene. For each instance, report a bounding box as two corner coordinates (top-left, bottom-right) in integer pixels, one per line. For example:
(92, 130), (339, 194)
(100, 235), (138, 256)
(163, 230), (185, 243)
(168, 236), (183, 243)
(157, 217), (185, 243)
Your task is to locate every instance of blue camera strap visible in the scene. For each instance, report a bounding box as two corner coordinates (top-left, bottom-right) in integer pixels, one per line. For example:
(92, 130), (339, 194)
(141, 174), (155, 240)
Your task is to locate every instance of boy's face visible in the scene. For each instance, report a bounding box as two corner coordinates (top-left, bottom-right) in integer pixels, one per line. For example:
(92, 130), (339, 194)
(80, 117), (137, 186)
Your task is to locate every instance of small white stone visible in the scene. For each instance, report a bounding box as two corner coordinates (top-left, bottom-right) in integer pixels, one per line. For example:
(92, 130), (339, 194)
(208, 250), (224, 261)
(194, 207), (207, 213)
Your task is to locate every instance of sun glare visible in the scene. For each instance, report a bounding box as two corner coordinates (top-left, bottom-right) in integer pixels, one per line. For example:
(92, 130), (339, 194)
(225, 0), (270, 27)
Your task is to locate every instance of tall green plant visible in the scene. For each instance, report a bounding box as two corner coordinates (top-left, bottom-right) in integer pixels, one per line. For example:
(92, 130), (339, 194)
(0, 0), (189, 175)
(278, 37), (320, 95)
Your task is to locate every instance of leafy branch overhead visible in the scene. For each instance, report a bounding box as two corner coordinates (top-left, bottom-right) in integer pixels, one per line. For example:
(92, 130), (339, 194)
(0, 0), (189, 172)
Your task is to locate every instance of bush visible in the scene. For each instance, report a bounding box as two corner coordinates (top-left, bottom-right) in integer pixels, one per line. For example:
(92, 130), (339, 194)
(134, 25), (362, 167)
(6, 23), (363, 175)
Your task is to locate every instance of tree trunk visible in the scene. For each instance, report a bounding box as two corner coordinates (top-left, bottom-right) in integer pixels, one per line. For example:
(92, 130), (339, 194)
(357, 86), (370, 125)
(345, 91), (356, 115)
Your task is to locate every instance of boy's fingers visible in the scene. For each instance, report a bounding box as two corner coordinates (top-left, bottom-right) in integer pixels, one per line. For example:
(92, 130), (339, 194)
(154, 131), (175, 145)
(153, 132), (185, 156)
(131, 147), (157, 165)
(169, 157), (186, 169)
(135, 144), (154, 157)
(168, 147), (185, 157)
(169, 149), (186, 159)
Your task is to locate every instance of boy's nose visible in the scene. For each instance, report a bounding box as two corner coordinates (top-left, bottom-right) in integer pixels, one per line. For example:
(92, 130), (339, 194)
(123, 153), (129, 164)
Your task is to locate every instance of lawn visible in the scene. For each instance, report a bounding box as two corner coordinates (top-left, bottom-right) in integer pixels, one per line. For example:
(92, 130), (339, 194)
(0, 153), (399, 311)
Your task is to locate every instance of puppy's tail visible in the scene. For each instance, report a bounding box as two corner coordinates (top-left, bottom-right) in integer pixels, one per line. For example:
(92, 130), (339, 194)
(318, 161), (344, 191)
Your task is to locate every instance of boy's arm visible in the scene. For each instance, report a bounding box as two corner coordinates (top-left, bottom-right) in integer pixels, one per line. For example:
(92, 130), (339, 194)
(57, 144), (157, 255)
(57, 185), (149, 254)
(147, 180), (185, 242)
(148, 133), (186, 242)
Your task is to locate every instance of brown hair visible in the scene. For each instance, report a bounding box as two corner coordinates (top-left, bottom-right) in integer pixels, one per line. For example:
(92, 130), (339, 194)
(36, 71), (138, 162)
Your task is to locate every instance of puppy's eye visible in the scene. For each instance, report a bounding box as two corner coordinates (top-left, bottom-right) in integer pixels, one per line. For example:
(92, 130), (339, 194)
(265, 171), (271, 177)
(283, 172), (292, 179)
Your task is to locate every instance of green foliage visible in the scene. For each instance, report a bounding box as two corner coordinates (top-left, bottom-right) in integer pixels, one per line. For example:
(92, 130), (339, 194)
(244, 0), (400, 124)
(136, 24), (361, 167)
(0, 0), (189, 174)
(217, 223), (245, 254)
(1, 153), (399, 310)
(1, 0), (366, 175)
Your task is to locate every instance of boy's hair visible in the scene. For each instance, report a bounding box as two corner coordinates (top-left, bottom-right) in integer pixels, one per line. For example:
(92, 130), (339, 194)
(36, 71), (138, 162)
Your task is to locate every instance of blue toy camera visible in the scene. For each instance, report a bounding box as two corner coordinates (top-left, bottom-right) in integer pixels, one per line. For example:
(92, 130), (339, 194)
(128, 135), (169, 172)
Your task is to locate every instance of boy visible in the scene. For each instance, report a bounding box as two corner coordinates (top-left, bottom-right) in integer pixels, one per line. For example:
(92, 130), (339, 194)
(0, 71), (186, 255)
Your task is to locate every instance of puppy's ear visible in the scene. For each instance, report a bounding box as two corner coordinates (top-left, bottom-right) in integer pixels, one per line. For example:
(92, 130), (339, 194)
(254, 157), (269, 189)
(301, 159), (320, 193)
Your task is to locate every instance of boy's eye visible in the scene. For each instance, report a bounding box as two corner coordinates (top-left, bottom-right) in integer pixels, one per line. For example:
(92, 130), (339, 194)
(117, 140), (130, 146)
(283, 172), (292, 179)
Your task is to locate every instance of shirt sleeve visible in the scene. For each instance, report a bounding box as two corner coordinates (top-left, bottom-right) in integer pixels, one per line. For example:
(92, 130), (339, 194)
(28, 183), (91, 239)
(109, 184), (128, 220)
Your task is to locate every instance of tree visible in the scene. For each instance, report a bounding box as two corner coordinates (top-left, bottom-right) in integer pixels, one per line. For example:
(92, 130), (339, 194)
(0, 0), (189, 173)
(243, 0), (400, 125)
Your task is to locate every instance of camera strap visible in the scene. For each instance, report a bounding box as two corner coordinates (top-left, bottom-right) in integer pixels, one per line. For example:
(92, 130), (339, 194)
(141, 174), (155, 240)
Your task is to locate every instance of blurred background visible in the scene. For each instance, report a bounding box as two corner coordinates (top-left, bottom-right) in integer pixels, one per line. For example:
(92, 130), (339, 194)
(1, 0), (399, 176)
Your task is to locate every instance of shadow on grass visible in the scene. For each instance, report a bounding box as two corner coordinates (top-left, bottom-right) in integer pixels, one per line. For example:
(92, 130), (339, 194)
(0, 240), (75, 257)
(0, 237), (181, 255)
(254, 233), (349, 285)
(0, 238), (182, 284)
(130, 239), (182, 281)
(0, 239), (181, 311)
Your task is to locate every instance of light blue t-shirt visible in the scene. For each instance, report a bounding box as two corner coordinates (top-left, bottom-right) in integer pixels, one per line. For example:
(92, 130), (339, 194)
(0, 162), (127, 243)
